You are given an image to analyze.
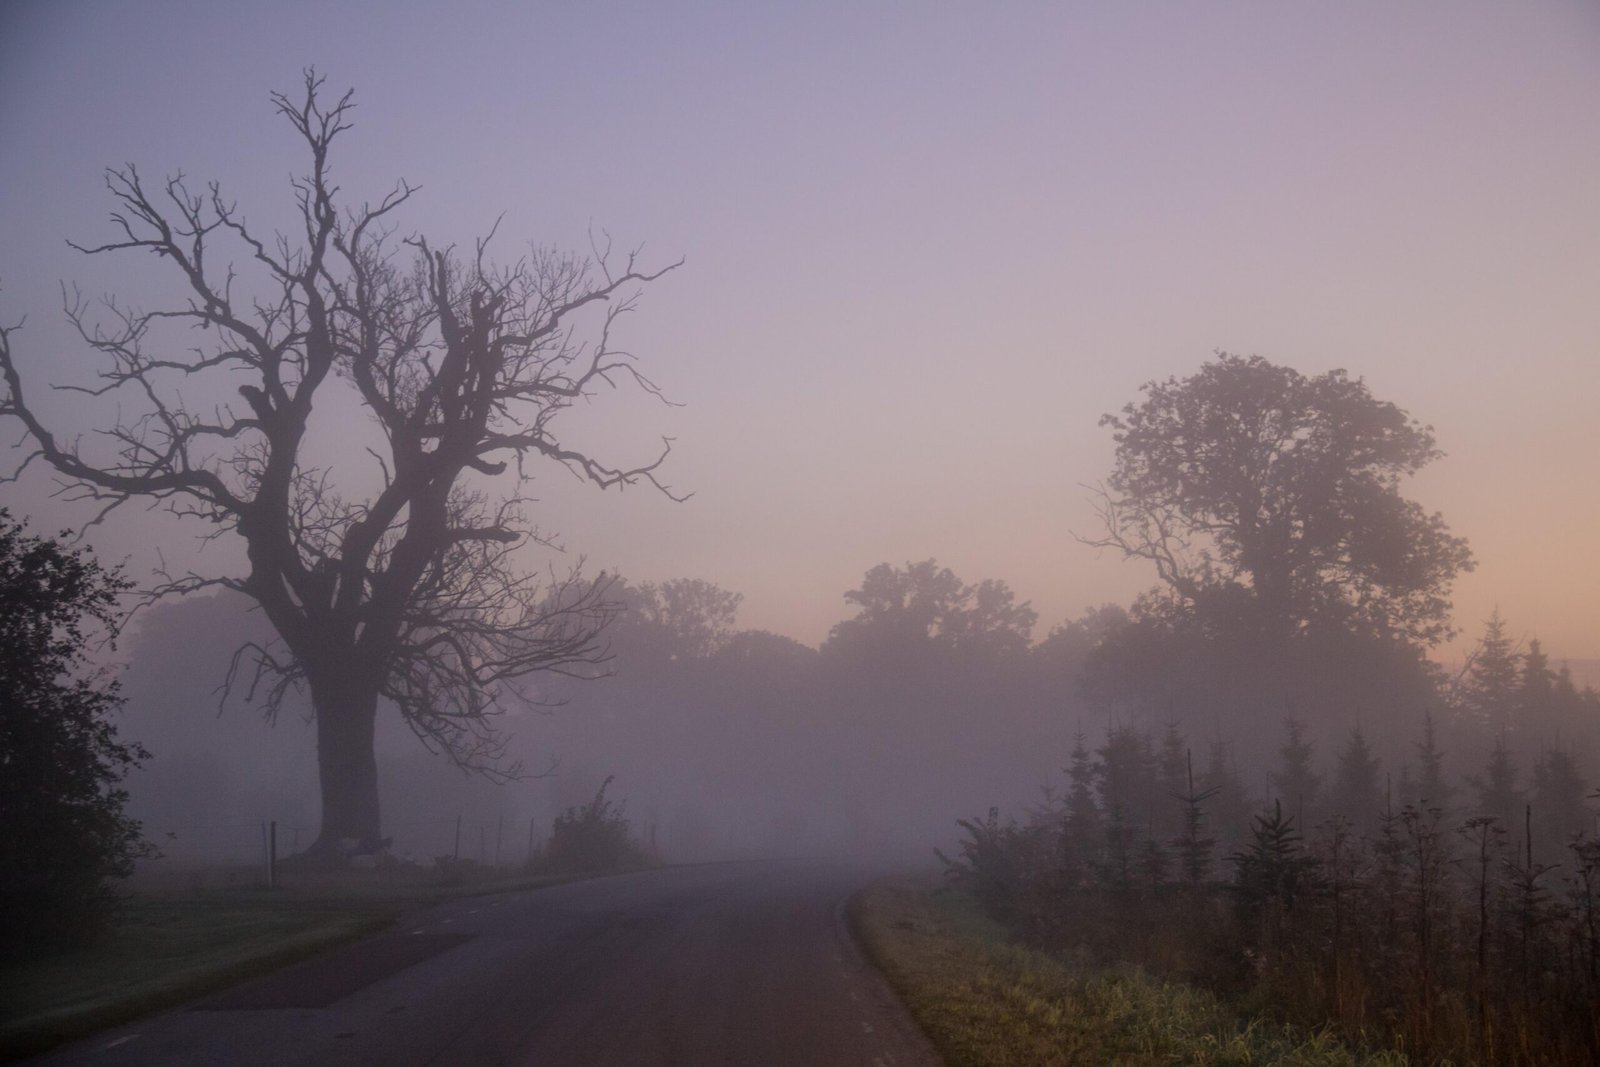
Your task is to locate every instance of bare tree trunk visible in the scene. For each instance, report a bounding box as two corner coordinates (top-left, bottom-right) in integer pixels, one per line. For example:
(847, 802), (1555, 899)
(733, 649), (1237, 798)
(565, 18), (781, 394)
(303, 675), (382, 861)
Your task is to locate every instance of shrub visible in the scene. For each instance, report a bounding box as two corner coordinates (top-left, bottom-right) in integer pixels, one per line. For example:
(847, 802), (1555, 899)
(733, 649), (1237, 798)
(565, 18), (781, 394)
(538, 776), (644, 873)
(0, 512), (150, 957)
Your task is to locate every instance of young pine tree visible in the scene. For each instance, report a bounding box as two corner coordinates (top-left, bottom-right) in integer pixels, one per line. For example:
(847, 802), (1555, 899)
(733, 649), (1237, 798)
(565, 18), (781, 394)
(1200, 737), (1255, 855)
(1329, 724), (1383, 832)
(1518, 638), (1558, 732)
(1059, 731), (1103, 888)
(1156, 721), (1189, 840)
(1470, 732), (1523, 831)
(1464, 609), (1520, 734)
(1531, 747), (1589, 860)
(1095, 725), (1158, 889)
(1272, 716), (1322, 827)
(1172, 750), (1218, 887)
(1415, 710), (1456, 815)
(1229, 800), (1320, 929)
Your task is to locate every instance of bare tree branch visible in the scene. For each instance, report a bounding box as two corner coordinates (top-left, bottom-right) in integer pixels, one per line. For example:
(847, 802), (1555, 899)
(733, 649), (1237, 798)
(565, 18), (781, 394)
(0, 71), (687, 857)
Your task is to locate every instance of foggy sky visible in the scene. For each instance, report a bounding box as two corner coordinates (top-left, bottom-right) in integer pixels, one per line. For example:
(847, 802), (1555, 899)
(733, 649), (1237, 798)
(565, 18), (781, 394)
(1, 0), (1596, 661)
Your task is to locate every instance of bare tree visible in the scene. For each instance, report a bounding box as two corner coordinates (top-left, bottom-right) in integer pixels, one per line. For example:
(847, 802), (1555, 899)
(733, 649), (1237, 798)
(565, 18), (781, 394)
(0, 73), (684, 861)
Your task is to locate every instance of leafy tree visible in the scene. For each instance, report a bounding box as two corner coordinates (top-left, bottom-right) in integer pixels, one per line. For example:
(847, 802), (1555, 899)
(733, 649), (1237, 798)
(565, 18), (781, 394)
(609, 578), (743, 667)
(0, 75), (683, 860)
(710, 629), (816, 678)
(0, 512), (150, 956)
(823, 559), (1036, 661)
(1085, 353), (1473, 647)
(1031, 603), (1129, 683)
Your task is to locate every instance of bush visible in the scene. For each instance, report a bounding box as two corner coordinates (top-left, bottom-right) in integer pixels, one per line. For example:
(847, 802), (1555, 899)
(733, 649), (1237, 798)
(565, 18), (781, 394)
(0, 511), (150, 957)
(536, 776), (645, 873)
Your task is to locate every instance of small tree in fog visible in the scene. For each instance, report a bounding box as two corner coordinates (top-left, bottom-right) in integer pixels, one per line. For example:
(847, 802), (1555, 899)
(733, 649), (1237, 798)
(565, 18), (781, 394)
(1329, 725), (1382, 831)
(1462, 610), (1520, 733)
(1059, 731), (1103, 886)
(1531, 747), (1589, 858)
(0, 512), (150, 955)
(1172, 750), (1218, 886)
(1271, 717), (1322, 823)
(0, 74), (682, 861)
(1199, 738), (1254, 854)
(1414, 711), (1455, 815)
(1469, 733), (1522, 831)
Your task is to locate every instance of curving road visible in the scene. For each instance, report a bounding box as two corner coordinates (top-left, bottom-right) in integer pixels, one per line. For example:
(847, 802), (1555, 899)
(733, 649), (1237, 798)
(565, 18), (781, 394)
(30, 861), (941, 1066)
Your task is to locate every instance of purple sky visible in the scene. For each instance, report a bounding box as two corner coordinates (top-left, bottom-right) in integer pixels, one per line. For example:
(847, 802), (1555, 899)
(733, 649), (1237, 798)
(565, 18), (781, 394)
(2, 1), (1597, 661)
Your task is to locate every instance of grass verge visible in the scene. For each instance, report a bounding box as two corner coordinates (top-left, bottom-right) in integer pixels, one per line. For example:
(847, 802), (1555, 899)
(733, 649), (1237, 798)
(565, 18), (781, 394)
(850, 877), (1409, 1067)
(0, 864), (643, 1061)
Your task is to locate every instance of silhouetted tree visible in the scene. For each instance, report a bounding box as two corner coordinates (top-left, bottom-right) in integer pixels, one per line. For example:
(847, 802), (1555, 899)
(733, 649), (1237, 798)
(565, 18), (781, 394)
(1084, 353), (1473, 649)
(823, 559), (1036, 661)
(1059, 731), (1103, 886)
(609, 578), (743, 668)
(1230, 800), (1319, 929)
(1031, 603), (1129, 685)
(0, 512), (150, 955)
(1519, 638), (1557, 727)
(1461, 609), (1519, 734)
(0, 74), (683, 860)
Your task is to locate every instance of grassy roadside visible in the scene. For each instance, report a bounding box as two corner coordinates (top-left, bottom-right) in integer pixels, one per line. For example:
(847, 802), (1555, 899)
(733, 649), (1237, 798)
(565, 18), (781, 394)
(0, 865), (637, 1061)
(850, 877), (1408, 1067)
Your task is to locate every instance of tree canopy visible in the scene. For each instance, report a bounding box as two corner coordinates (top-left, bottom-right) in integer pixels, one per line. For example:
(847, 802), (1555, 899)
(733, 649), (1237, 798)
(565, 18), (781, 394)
(608, 578), (744, 667)
(0, 511), (149, 955)
(824, 559), (1037, 661)
(1086, 353), (1473, 647)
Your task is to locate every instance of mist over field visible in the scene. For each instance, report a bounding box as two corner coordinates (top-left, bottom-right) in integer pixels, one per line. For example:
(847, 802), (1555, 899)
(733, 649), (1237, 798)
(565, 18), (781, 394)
(2, 0), (1597, 1010)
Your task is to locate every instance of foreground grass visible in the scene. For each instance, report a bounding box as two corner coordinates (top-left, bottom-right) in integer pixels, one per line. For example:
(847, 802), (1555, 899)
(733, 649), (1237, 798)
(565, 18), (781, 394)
(0, 864), (631, 1060)
(851, 878), (1409, 1067)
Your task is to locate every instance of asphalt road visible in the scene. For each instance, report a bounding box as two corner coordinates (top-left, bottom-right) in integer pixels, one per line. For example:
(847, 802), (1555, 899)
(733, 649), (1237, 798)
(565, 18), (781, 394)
(30, 861), (942, 1067)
